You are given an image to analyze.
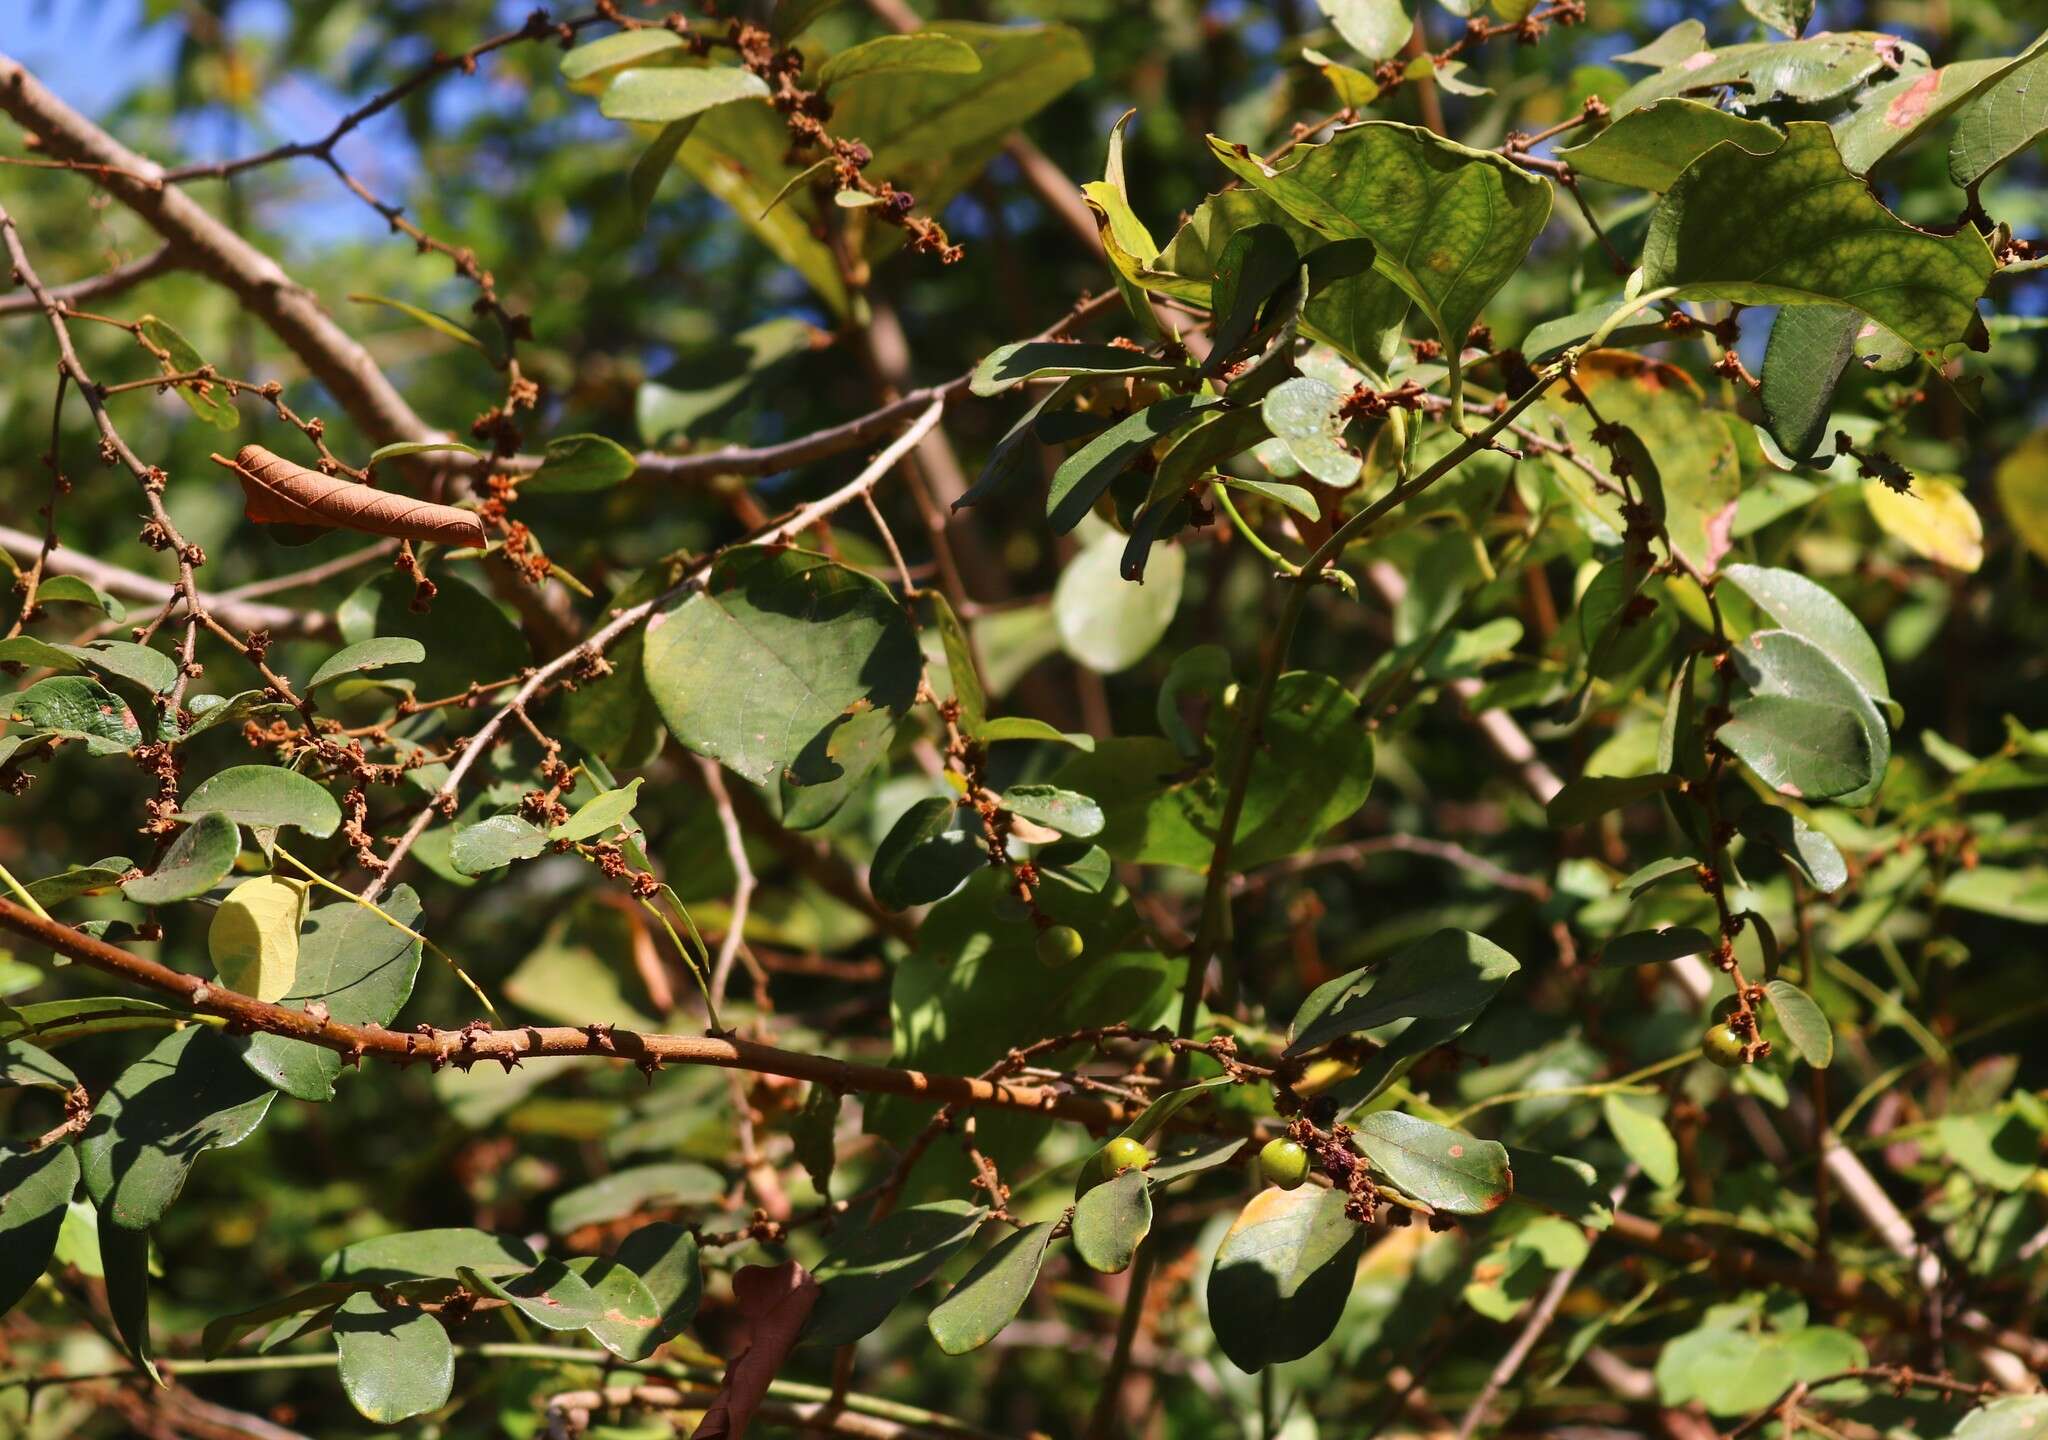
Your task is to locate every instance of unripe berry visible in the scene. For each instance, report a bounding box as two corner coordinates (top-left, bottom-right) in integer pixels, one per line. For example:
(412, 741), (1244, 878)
(1078, 1135), (1152, 1196)
(1260, 1138), (1311, 1190)
(1036, 924), (1085, 967)
(1701, 1023), (1746, 1068)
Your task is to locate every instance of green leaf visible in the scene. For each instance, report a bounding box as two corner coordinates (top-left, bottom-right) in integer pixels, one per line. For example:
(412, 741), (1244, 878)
(1047, 395), (1220, 535)
(460, 1258), (606, 1331)
(322, 1228), (539, 1283)
(32, 573), (126, 621)
(1206, 1185), (1364, 1372)
(1615, 32), (1924, 116)
(99, 1212), (160, 1384)
(1205, 224), (1303, 368)
(1764, 980), (1833, 1068)
(337, 572), (531, 704)
(306, 637), (426, 691)
(1951, 1396), (2048, 1440)
(1834, 58), (2017, 175)
(1602, 1093), (1679, 1187)
(804, 1200), (983, 1347)
(1546, 772), (1677, 827)
(80, 1026), (277, 1230)
(7, 676), (141, 753)
(1261, 376), (1360, 486)
(181, 765), (341, 837)
(1203, 123), (1551, 407)
(121, 813), (238, 905)
(564, 1255), (665, 1360)
(1054, 528), (1186, 674)
(208, 873), (307, 1002)
(1939, 866), (2048, 926)
(1000, 783), (1104, 839)
(446, 815), (549, 877)
(1558, 99), (1782, 191)
(610, 1221), (703, 1360)
(1758, 307), (1862, 464)
(1521, 302), (1670, 364)
(0, 1038), (77, 1092)
(1722, 564), (1891, 719)
(630, 117), (700, 226)
(818, 33), (981, 91)
(969, 341), (1183, 397)
(792, 1083), (839, 1198)
(1354, 1111), (1512, 1214)
(239, 886), (425, 1100)
(560, 30), (686, 93)
(1055, 673), (1373, 870)
(1642, 122), (1993, 359)
(0, 635), (82, 672)
(1951, 43), (2048, 186)
(366, 440), (483, 464)
(334, 1290), (454, 1424)
(348, 293), (487, 353)
(1288, 928), (1519, 1056)
(871, 797), (982, 911)
(62, 640), (177, 696)
(1072, 1168), (1152, 1274)
(927, 1220), (1057, 1355)
(1740, 805), (1847, 894)
(1656, 1323), (1865, 1417)
(1505, 1146), (1612, 1230)
(600, 64), (770, 123)
(1318, 0), (1410, 62)
(547, 1162), (724, 1234)
(979, 716), (1094, 749)
(0, 1144), (78, 1315)
(25, 857), (134, 906)
(1741, 0), (1812, 38)
(924, 591), (985, 737)
(136, 315), (237, 429)
(1721, 630), (1888, 802)
(1601, 927), (1712, 968)
(644, 547), (921, 791)
(552, 777), (644, 842)
(1112, 1075), (1236, 1146)
(773, 0), (843, 40)
(526, 433), (640, 495)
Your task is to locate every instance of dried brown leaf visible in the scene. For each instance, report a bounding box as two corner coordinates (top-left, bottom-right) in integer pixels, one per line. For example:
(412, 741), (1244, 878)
(690, 1260), (819, 1440)
(213, 445), (486, 547)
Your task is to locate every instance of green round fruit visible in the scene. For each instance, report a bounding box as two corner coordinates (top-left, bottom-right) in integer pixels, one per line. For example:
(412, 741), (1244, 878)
(1036, 924), (1085, 967)
(1701, 1023), (1746, 1069)
(1259, 1138), (1311, 1190)
(1103, 1136), (1151, 1174)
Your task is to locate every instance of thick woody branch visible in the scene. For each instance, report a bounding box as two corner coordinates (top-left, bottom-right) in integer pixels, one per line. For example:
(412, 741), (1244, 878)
(0, 51), (437, 448)
(0, 895), (1129, 1129)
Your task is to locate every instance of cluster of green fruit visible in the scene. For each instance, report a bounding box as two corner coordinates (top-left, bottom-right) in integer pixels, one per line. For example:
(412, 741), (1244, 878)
(1075, 1135), (1316, 1197)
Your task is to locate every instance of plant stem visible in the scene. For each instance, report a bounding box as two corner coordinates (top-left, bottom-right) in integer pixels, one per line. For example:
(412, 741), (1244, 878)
(0, 858), (52, 922)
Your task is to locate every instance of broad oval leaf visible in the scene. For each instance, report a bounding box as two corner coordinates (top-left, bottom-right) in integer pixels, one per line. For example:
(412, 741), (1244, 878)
(1602, 1093), (1679, 1188)
(180, 765), (341, 838)
(1206, 1185), (1364, 1372)
(1722, 564), (1891, 718)
(803, 1200), (984, 1348)
(552, 777), (643, 842)
(870, 797), (981, 911)
(565, 1254), (664, 1360)
(928, 1220), (1057, 1355)
(122, 812), (239, 905)
(970, 340), (1183, 397)
(526, 432), (639, 495)
(334, 1290), (454, 1424)
(1000, 784), (1104, 839)
(1558, 98), (1781, 191)
(322, 1227), (539, 1284)
(1262, 375), (1360, 486)
(306, 637), (426, 691)
(1353, 1111), (1511, 1214)
(1865, 475), (1984, 572)
(459, 1258), (605, 1331)
(643, 546), (922, 789)
(599, 65), (770, 124)
(1054, 529), (1186, 675)
(818, 33), (982, 91)
(208, 874), (307, 1003)
(1600, 926), (1713, 968)
(611, 1221), (703, 1360)
(1721, 629), (1888, 802)
(1072, 1168), (1152, 1274)
(0, 1143), (79, 1315)
(1288, 928), (1519, 1056)
(1950, 43), (2048, 186)
(450, 814), (550, 875)
(337, 572), (531, 704)
(547, 1163), (725, 1233)
(1642, 122), (1992, 359)
(80, 1025), (277, 1230)
(1764, 979), (1833, 1068)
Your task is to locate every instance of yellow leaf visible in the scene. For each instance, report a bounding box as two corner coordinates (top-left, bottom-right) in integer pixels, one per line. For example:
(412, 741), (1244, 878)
(1994, 432), (2048, 564)
(208, 874), (307, 1002)
(1864, 475), (1984, 572)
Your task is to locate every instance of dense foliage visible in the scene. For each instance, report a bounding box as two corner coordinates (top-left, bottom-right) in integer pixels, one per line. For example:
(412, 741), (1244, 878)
(3, 1), (2048, 1437)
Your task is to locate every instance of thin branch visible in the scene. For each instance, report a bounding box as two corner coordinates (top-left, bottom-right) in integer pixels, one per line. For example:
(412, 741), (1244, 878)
(0, 242), (176, 317)
(698, 755), (757, 1012)
(1235, 833), (1551, 900)
(362, 400), (949, 902)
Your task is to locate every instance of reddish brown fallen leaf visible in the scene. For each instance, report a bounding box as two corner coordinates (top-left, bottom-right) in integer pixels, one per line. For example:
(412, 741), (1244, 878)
(211, 444), (486, 547)
(690, 1260), (820, 1440)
